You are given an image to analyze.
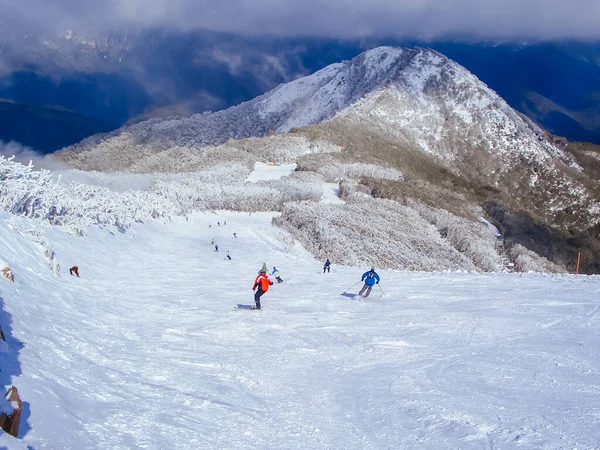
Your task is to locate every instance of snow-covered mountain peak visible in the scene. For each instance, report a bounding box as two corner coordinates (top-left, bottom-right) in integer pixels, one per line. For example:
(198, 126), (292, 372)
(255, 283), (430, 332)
(56, 45), (572, 175)
(258, 46), (451, 132)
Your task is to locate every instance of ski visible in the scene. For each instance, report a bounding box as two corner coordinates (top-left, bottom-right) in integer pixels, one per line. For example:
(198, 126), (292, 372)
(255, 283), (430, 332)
(234, 304), (261, 310)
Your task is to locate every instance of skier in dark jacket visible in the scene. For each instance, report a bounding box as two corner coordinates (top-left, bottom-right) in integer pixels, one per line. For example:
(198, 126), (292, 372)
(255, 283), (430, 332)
(323, 259), (331, 273)
(358, 267), (380, 297)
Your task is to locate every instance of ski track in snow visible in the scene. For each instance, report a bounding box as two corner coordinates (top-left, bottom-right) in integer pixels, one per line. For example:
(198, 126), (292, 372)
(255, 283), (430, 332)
(0, 210), (599, 449)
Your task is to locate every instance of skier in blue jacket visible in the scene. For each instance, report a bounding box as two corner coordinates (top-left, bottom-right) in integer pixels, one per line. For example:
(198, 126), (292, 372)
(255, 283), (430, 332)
(358, 267), (380, 297)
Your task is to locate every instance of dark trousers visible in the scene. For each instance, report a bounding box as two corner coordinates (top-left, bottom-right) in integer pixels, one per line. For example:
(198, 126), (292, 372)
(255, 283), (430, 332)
(323, 267), (330, 273)
(254, 289), (266, 309)
(276, 276), (283, 283)
(358, 284), (373, 297)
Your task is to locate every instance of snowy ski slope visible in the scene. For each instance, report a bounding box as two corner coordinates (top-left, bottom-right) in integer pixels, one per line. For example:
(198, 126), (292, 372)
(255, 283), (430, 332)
(0, 163), (599, 448)
(1, 208), (599, 449)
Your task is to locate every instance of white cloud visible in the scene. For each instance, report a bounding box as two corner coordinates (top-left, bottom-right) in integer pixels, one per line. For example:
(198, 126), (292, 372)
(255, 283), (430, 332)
(1, 0), (599, 40)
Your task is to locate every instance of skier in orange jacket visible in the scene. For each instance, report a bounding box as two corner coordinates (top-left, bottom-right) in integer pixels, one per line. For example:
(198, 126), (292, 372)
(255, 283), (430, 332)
(252, 269), (273, 310)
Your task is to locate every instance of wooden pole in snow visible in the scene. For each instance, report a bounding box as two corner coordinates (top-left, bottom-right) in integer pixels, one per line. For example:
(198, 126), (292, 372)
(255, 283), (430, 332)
(576, 252), (581, 274)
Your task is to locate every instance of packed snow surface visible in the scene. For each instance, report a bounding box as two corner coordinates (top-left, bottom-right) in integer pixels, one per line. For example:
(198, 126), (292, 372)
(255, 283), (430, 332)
(245, 162), (296, 182)
(1, 210), (599, 449)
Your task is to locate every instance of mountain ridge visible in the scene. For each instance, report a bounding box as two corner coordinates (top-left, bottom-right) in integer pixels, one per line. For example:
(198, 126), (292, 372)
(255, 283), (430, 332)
(2, 29), (599, 146)
(55, 46), (572, 171)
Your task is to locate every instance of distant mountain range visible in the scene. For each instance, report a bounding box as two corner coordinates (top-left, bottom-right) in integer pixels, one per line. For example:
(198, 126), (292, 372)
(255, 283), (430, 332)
(0, 29), (599, 151)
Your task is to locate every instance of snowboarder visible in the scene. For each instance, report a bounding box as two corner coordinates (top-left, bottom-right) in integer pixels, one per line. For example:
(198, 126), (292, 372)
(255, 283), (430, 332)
(272, 266), (283, 283)
(323, 259), (331, 273)
(215, 244), (219, 252)
(227, 251), (232, 260)
(358, 267), (380, 297)
(69, 266), (80, 277)
(252, 269), (273, 309)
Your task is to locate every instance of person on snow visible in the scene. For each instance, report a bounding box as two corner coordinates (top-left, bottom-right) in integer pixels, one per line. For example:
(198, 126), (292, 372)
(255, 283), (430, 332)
(233, 232), (238, 238)
(323, 259), (331, 273)
(227, 251), (232, 260)
(358, 267), (380, 297)
(272, 266), (283, 283)
(215, 244), (219, 252)
(252, 269), (273, 310)
(69, 265), (80, 277)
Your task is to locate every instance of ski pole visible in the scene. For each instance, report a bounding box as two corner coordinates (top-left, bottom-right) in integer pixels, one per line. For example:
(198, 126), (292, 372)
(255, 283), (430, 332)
(344, 280), (362, 292)
(378, 284), (386, 298)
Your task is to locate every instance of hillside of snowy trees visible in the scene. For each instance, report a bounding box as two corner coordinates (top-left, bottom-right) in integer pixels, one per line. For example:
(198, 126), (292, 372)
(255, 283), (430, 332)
(1, 148), (563, 273)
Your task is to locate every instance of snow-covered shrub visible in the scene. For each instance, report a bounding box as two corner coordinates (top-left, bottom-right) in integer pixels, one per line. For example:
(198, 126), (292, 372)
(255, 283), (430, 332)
(297, 153), (403, 182)
(1, 156), (328, 234)
(262, 171), (324, 203)
(56, 130), (342, 174)
(411, 203), (503, 272)
(273, 197), (476, 271)
(150, 173), (321, 214)
(508, 244), (565, 273)
(0, 156), (179, 235)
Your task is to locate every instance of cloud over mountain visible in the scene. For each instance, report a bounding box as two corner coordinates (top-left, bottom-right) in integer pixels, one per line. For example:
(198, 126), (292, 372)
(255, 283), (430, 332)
(1, 0), (599, 40)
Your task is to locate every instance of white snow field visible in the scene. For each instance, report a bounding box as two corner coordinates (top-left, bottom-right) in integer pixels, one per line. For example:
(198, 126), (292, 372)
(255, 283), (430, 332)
(1, 209), (599, 449)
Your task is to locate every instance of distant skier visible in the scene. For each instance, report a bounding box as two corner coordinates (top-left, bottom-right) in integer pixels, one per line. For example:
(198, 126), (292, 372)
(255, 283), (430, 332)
(215, 244), (219, 252)
(211, 238), (215, 245)
(272, 266), (283, 283)
(69, 266), (80, 277)
(323, 259), (331, 273)
(358, 267), (380, 297)
(252, 269), (273, 310)
(233, 232), (238, 238)
(227, 251), (232, 260)
(218, 222), (221, 227)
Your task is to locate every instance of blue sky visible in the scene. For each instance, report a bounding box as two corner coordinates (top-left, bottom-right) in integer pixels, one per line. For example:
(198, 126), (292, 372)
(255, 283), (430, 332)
(1, 0), (599, 40)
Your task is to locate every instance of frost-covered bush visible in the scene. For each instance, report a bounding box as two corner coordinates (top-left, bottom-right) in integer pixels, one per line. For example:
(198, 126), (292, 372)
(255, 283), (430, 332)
(262, 171), (324, 203)
(56, 131), (342, 174)
(273, 197), (476, 271)
(508, 244), (565, 273)
(150, 170), (323, 213)
(297, 153), (403, 182)
(1, 156), (178, 234)
(1, 156), (326, 234)
(151, 179), (283, 212)
(411, 203), (503, 272)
